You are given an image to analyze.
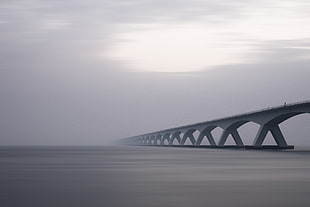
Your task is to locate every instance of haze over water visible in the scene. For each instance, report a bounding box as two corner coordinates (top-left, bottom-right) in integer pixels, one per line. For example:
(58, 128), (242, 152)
(1, 0), (310, 206)
(1, 146), (310, 207)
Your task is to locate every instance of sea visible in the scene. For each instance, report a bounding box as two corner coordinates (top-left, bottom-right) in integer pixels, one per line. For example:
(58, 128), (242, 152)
(1, 145), (310, 207)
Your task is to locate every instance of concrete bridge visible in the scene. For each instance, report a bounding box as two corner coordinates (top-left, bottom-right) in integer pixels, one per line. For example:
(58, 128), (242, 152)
(122, 101), (310, 149)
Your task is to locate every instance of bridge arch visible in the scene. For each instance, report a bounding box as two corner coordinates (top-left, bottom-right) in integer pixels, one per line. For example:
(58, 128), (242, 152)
(144, 136), (148, 145)
(254, 111), (310, 147)
(146, 136), (151, 145)
(169, 131), (183, 145)
(279, 113), (310, 145)
(150, 135), (156, 145)
(154, 134), (162, 145)
(218, 120), (249, 146)
(196, 126), (217, 146)
(181, 128), (198, 145)
(237, 121), (261, 145)
(161, 133), (171, 145)
(265, 112), (307, 125)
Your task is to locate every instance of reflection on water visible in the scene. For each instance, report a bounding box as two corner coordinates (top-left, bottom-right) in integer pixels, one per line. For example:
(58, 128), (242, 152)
(1, 146), (310, 207)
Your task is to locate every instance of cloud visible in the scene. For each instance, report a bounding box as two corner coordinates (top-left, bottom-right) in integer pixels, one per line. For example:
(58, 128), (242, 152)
(251, 39), (310, 62)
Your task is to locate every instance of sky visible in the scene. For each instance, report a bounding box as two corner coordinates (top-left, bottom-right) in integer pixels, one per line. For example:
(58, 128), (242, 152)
(1, 0), (310, 145)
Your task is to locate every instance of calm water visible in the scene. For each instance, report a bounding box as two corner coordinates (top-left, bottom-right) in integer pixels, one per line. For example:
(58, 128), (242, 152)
(1, 146), (310, 207)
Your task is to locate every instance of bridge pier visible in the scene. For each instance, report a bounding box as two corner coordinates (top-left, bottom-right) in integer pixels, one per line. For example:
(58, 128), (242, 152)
(169, 131), (182, 145)
(147, 136), (151, 145)
(253, 123), (288, 147)
(155, 134), (162, 145)
(160, 133), (171, 145)
(180, 129), (196, 145)
(195, 126), (217, 146)
(218, 128), (244, 147)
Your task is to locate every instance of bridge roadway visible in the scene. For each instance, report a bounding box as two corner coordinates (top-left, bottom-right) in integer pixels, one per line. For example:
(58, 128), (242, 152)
(122, 101), (310, 149)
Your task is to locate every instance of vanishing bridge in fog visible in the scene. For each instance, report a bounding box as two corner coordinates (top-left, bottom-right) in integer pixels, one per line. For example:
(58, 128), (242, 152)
(122, 101), (310, 149)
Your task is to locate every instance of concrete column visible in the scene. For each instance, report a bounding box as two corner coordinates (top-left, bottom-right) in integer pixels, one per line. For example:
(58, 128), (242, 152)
(143, 137), (147, 145)
(253, 123), (288, 147)
(169, 131), (182, 145)
(180, 129), (196, 145)
(150, 135), (156, 145)
(196, 128), (216, 146)
(160, 133), (171, 145)
(136, 138), (139, 145)
(218, 128), (244, 147)
(154, 134), (162, 145)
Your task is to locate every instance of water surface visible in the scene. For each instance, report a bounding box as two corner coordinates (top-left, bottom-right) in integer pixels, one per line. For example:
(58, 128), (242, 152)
(1, 146), (310, 207)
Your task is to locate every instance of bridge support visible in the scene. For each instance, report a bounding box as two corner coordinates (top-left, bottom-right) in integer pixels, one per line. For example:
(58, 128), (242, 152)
(144, 137), (148, 145)
(160, 133), (171, 145)
(195, 127), (216, 146)
(155, 134), (162, 145)
(218, 128), (244, 147)
(180, 129), (196, 145)
(253, 123), (288, 147)
(169, 131), (182, 145)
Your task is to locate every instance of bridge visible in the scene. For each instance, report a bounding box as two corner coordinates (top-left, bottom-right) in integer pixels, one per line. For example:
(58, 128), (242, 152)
(122, 101), (310, 149)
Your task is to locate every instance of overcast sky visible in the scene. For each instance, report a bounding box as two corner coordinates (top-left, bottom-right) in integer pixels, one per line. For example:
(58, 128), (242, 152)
(1, 0), (310, 145)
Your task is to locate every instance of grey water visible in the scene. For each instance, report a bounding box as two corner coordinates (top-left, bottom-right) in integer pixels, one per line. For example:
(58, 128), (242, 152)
(1, 146), (310, 207)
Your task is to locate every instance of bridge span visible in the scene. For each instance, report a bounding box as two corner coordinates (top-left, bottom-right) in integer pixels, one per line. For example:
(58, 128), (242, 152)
(122, 101), (310, 149)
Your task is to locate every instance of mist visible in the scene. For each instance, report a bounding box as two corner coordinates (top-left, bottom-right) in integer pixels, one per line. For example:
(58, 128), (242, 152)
(1, 0), (310, 145)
